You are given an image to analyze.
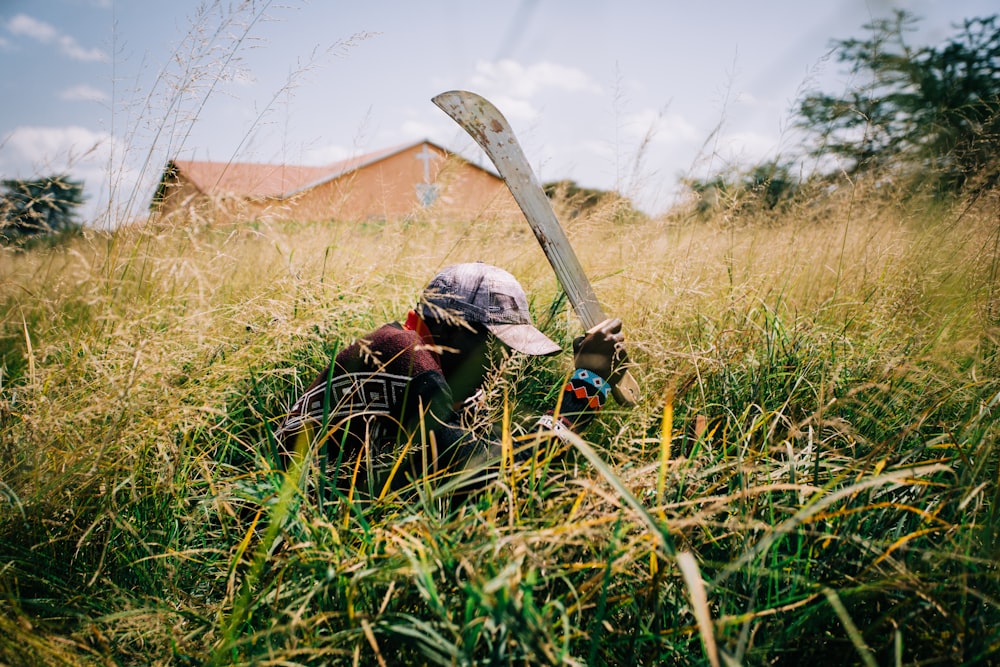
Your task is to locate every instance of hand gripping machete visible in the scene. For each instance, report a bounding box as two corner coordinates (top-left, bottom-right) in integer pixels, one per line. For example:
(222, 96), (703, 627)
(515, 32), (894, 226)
(432, 90), (640, 406)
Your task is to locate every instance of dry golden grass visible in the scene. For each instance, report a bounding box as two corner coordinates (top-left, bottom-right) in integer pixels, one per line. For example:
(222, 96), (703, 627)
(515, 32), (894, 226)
(1, 182), (998, 664)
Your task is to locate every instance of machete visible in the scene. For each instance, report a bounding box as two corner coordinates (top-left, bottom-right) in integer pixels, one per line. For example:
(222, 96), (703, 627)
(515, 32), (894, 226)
(432, 90), (640, 406)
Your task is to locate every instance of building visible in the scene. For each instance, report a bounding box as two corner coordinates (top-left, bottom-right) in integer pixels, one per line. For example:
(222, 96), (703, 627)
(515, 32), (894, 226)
(151, 140), (522, 224)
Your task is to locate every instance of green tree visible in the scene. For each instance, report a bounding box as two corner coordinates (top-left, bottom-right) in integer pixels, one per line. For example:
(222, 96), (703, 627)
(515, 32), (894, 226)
(797, 11), (1000, 192)
(543, 180), (610, 217)
(0, 175), (85, 241)
(684, 160), (799, 215)
(543, 179), (645, 223)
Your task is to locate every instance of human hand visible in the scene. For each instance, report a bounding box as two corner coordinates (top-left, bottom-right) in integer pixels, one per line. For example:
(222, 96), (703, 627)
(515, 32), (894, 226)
(572, 317), (625, 381)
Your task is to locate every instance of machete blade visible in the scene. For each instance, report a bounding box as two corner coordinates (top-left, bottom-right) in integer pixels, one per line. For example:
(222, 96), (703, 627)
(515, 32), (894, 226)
(432, 89), (640, 406)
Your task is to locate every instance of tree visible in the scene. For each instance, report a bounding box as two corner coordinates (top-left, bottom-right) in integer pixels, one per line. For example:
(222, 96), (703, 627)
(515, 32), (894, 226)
(0, 175), (85, 242)
(543, 180), (645, 223)
(684, 160), (800, 215)
(797, 11), (1000, 193)
(543, 180), (610, 217)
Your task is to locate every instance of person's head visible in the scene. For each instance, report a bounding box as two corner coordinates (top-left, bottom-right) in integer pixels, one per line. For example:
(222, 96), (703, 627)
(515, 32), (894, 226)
(418, 262), (560, 398)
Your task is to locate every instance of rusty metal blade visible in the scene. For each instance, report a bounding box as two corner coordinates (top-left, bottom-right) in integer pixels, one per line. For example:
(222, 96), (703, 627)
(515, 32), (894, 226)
(432, 89), (640, 406)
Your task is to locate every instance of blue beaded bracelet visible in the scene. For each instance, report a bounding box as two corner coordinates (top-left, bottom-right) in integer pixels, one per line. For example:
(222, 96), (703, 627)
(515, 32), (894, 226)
(565, 368), (610, 410)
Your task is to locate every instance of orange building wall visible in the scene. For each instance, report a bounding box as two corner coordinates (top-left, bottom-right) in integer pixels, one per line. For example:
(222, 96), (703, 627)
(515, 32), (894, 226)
(155, 178), (267, 224)
(290, 144), (522, 222)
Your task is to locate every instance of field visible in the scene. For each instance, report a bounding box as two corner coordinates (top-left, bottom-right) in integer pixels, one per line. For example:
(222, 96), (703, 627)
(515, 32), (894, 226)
(1, 181), (999, 665)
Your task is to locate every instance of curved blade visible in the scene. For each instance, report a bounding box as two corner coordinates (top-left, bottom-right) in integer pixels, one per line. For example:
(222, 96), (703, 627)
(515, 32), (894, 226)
(432, 90), (639, 406)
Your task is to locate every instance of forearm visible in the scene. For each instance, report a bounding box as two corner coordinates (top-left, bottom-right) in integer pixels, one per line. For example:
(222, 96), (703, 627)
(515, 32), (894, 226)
(538, 367), (611, 437)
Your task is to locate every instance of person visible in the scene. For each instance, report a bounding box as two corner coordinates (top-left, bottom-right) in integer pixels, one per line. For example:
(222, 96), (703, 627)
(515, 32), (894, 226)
(274, 261), (626, 499)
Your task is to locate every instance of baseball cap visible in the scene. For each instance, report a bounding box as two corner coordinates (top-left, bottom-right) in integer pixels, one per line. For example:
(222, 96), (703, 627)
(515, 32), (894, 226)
(419, 262), (561, 356)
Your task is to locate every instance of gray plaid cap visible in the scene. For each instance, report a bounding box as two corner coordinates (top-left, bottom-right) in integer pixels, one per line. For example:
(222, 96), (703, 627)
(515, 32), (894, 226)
(419, 262), (561, 356)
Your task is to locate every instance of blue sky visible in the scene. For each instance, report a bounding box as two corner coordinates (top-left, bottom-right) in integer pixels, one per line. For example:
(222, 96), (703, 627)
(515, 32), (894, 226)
(0, 0), (996, 224)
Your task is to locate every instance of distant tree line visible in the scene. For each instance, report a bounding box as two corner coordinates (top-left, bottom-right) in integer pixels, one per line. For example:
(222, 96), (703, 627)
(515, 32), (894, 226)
(684, 161), (800, 215)
(0, 175), (85, 245)
(543, 179), (646, 223)
(688, 11), (1000, 212)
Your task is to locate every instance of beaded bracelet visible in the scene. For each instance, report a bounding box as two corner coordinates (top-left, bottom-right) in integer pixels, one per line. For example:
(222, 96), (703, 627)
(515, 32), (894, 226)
(536, 413), (573, 441)
(565, 367), (610, 411)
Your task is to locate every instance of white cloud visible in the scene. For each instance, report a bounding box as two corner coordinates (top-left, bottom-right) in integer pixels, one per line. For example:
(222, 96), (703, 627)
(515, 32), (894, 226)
(4, 125), (110, 167)
(464, 60), (600, 124)
(470, 59), (602, 99)
(579, 139), (614, 160)
(714, 130), (779, 165)
(60, 84), (109, 103)
(7, 14), (58, 41)
(1, 125), (114, 196)
(58, 35), (105, 62)
(399, 119), (438, 141)
(484, 94), (539, 122)
(6, 13), (107, 62)
(734, 90), (787, 114)
(623, 108), (700, 145)
(302, 143), (353, 165)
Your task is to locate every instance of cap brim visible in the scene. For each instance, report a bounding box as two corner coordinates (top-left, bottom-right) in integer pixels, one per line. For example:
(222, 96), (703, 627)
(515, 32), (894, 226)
(487, 323), (562, 356)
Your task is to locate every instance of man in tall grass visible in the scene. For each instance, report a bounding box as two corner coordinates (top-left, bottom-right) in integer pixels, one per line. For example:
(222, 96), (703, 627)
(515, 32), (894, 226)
(275, 262), (624, 498)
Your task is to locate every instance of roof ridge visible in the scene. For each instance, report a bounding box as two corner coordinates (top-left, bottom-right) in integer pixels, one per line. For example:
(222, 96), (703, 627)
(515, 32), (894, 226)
(163, 139), (494, 199)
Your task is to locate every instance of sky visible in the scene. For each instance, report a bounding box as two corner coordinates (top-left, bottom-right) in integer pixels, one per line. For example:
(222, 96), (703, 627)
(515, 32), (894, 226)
(0, 0), (996, 225)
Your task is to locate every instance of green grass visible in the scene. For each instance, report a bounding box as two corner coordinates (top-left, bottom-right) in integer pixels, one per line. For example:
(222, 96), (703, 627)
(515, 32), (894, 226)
(0, 183), (999, 665)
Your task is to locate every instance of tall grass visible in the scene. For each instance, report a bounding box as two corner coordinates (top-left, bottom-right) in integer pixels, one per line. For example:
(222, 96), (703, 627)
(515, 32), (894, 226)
(2, 6), (999, 660)
(1, 177), (998, 664)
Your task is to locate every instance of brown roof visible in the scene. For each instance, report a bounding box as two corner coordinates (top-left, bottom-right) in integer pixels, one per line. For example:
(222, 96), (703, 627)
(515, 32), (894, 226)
(170, 141), (429, 199)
